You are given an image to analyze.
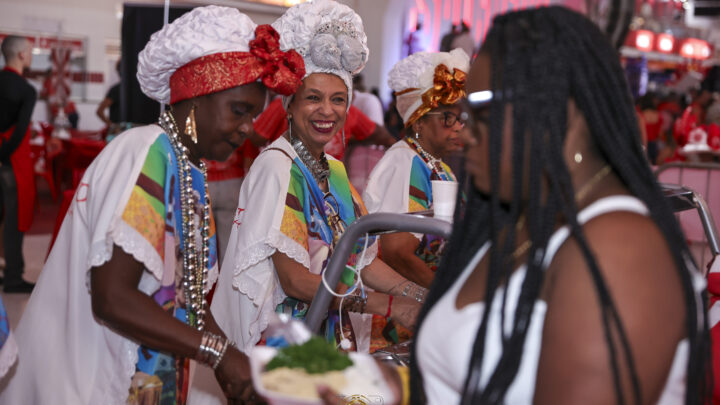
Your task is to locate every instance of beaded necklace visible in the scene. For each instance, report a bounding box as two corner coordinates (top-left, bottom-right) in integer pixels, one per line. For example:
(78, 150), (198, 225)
(405, 136), (451, 181)
(288, 130), (330, 184)
(158, 111), (210, 330)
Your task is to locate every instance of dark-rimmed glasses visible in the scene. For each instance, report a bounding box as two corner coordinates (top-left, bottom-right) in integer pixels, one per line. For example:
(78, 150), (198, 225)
(425, 111), (468, 128)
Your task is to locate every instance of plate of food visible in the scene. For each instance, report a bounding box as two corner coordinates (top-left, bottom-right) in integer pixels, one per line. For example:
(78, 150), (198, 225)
(250, 337), (396, 405)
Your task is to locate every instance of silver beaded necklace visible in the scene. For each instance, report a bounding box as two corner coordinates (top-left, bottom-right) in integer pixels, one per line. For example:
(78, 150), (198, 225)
(158, 111), (210, 331)
(288, 126), (330, 184)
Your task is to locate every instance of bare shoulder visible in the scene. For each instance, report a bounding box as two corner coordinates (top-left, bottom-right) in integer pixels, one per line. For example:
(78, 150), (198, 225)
(549, 210), (681, 303)
(535, 210), (687, 404)
(548, 210), (686, 337)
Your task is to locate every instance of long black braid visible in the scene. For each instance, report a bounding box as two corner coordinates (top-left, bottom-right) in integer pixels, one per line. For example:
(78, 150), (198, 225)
(410, 6), (710, 404)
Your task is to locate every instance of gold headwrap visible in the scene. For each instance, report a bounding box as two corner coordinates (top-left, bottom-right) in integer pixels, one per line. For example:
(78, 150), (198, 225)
(402, 64), (467, 128)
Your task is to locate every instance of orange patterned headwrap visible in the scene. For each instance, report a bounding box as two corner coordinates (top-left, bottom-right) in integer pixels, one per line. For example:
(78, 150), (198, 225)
(401, 64), (467, 128)
(169, 25), (305, 104)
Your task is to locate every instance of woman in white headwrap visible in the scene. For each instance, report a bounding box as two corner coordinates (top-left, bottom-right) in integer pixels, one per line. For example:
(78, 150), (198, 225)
(363, 50), (469, 289)
(360, 50), (468, 352)
(0, 7), (304, 404)
(212, 0), (421, 357)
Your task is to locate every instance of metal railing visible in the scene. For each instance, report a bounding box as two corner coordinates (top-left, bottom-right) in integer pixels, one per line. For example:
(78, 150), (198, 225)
(660, 183), (720, 258)
(304, 212), (452, 333)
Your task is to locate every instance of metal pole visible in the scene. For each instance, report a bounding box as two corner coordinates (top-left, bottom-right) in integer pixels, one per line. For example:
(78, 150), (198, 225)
(693, 193), (720, 257)
(304, 213), (453, 333)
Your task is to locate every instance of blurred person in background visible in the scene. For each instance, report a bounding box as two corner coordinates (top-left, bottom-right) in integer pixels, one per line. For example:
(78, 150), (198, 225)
(450, 22), (475, 59)
(0, 35), (37, 293)
(96, 60), (123, 137)
(637, 93), (662, 164)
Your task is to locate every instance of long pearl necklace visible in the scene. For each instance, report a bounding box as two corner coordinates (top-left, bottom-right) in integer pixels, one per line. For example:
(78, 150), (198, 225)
(159, 111), (210, 331)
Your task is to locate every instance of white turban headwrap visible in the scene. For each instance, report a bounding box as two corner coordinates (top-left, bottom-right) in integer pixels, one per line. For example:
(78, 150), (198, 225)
(388, 48), (470, 127)
(272, 0), (369, 107)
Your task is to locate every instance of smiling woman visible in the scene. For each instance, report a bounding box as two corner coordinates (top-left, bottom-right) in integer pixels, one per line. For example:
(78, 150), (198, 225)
(287, 73), (349, 157)
(211, 0), (422, 364)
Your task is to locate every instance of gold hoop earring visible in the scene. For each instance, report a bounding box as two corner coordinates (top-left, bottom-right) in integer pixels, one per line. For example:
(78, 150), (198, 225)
(186, 104), (198, 144)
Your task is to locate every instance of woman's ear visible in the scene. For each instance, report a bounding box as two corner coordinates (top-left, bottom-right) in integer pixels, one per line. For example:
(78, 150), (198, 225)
(562, 99), (590, 169)
(411, 120), (423, 138)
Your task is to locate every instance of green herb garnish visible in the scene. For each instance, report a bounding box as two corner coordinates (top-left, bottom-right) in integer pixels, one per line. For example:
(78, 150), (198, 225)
(265, 337), (353, 374)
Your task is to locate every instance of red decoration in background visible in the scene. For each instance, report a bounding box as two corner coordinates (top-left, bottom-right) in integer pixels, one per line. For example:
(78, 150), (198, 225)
(657, 33), (675, 53)
(452, 0), (461, 25)
(49, 47), (71, 105)
(463, 0), (473, 26)
(625, 29), (713, 60)
(679, 38), (712, 60)
(635, 30), (655, 51)
(407, 0), (550, 53)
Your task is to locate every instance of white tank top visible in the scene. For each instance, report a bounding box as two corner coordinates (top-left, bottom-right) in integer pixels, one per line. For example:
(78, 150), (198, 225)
(416, 195), (704, 404)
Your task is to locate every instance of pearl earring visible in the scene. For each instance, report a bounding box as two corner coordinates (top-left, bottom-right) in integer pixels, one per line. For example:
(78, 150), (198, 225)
(574, 152), (583, 164)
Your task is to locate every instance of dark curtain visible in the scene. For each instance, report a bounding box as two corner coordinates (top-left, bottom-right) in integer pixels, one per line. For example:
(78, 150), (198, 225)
(120, 4), (194, 124)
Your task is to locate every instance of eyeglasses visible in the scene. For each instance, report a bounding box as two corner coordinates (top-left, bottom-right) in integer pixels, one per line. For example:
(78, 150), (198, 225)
(425, 111), (468, 128)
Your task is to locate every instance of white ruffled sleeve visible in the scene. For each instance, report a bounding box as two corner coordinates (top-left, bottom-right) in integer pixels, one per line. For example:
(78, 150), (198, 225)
(82, 125), (166, 284)
(211, 141), (303, 353)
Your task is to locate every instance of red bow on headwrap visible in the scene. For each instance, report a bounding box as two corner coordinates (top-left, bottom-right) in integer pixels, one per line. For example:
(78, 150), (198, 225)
(169, 25), (305, 104)
(404, 64), (467, 127)
(248, 25), (305, 96)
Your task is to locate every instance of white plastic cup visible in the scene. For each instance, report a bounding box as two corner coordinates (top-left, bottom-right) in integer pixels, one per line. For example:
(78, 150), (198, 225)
(431, 180), (459, 220)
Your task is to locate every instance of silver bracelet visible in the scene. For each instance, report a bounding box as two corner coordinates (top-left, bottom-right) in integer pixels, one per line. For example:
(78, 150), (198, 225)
(197, 331), (229, 369)
(212, 338), (230, 370)
(402, 282), (426, 303)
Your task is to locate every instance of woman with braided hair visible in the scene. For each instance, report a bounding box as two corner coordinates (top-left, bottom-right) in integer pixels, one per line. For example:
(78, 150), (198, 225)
(318, 6), (710, 405)
(410, 6), (710, 404)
